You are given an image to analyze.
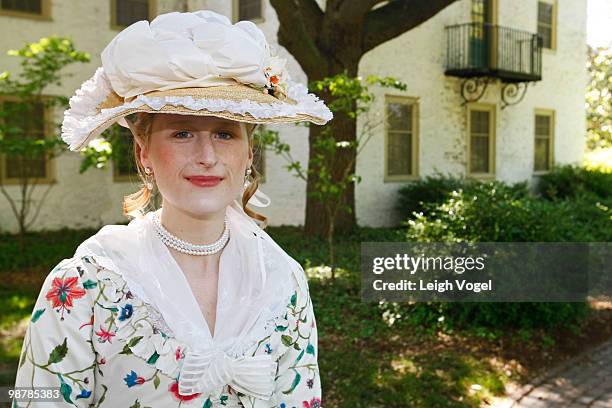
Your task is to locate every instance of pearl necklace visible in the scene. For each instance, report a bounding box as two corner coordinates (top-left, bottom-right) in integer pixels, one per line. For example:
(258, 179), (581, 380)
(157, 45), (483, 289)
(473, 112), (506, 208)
(152, 212), (230, 256)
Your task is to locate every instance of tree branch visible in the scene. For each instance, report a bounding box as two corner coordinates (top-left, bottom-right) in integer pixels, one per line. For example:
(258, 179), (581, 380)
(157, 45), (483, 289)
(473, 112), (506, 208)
(25, 182), (54, 230)
(0, 184), (20, 221)
(269, 0), (327, 78)
(362, 0), (459, 53)
(326, 0), (380, 24)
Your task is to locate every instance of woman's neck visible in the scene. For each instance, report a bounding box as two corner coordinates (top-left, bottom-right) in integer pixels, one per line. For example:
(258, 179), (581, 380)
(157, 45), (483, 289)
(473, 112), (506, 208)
(158, 202), (227, 246)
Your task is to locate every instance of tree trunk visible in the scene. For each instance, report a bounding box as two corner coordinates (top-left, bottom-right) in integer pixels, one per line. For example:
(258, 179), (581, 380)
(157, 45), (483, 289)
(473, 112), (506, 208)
(270, 0), (460, 237)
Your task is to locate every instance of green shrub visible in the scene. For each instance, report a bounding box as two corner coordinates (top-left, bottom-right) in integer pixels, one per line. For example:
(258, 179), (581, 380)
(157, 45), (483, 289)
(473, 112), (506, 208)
(395, 301), (590, 332)
(396, 173), (529, 221)
(537, 163), (612, 201)
(0, 227), (98, 272)
(396, 173), (467, 219)
(398, 176), (608, 331)
(440, 302), (590, 330)
(403, 183), (611, 243)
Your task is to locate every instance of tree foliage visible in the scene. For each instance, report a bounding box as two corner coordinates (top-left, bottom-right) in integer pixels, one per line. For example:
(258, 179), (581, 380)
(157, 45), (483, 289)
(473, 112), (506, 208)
(586, 46), (611, 150)
(0, 37), (89, 243)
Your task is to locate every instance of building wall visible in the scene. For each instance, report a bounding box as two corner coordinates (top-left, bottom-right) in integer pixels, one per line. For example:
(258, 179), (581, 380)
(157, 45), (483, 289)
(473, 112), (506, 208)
(0, 0), (587, 232)
(355, 0), (587, 227)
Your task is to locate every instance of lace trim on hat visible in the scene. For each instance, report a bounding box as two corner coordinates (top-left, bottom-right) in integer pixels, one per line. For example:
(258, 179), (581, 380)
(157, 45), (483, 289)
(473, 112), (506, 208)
(61, 67), (114, 149)
(61, 68), (333, 151)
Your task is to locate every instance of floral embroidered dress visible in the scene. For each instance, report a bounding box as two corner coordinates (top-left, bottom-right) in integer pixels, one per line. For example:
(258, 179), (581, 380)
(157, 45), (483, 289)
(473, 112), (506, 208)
(12, 202), (322, 408)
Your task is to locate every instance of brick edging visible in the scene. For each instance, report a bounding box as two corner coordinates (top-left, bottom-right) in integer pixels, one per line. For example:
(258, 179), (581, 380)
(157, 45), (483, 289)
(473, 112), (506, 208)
(505, 338), (612, 405)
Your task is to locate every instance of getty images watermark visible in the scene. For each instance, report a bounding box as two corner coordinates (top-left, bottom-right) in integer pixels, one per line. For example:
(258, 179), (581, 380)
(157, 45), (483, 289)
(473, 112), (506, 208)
(361, 242), (611, 302)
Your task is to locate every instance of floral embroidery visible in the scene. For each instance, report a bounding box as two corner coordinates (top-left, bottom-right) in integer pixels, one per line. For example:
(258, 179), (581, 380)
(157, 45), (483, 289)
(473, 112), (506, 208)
(45, 275), (87, 320)
(94, 325), (116, 343)
(124, 370), (146, 387)
(302, 397), (321, 408)
(79, 314), (94, 330)
(13, 252), (321, 407)
(169, 380), (201, 401)
(119, 304), (134, 321)
(76, 389), (92, 399)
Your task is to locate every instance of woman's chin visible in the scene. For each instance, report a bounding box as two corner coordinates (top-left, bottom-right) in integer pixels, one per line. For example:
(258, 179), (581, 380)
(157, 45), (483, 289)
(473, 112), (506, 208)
(176, 198), (233, 216)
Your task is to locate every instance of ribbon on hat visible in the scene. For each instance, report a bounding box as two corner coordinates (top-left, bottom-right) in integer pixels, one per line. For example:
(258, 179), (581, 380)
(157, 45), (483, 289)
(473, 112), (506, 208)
(178, 348), (276, 399)
(248, 187), (271, 208)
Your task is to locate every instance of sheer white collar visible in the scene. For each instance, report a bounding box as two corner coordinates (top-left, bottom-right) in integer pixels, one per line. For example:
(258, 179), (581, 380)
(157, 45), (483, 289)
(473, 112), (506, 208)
(74, 200), (302, 355)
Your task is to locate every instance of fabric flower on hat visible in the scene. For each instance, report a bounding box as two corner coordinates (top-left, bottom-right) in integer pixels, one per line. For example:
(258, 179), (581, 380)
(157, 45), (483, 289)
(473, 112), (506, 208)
(263, 54), (291, 100)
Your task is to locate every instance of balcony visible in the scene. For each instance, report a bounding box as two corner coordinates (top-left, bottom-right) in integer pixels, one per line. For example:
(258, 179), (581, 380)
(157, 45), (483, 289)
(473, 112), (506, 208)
(445, 22), (542, 83)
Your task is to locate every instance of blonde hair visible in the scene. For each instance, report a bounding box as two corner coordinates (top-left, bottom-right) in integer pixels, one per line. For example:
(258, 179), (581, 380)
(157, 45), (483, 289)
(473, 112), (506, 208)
(122, 112), (267, 228)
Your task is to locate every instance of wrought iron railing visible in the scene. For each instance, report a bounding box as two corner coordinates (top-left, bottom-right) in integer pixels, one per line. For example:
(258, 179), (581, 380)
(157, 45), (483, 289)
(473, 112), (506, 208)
(445, 22), (542, 82)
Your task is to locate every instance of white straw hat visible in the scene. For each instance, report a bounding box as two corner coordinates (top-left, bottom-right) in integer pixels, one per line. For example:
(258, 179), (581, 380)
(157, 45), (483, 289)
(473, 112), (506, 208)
(61, 9), (333, 152)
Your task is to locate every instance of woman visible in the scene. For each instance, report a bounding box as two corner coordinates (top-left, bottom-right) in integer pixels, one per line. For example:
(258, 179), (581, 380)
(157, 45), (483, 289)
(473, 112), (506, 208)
(12, 9), (332, 408)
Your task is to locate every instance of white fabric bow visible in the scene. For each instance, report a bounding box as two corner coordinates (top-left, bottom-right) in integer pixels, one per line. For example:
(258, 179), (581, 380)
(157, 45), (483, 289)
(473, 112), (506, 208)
(101, 10), (275, 99)
(178, 348), (277, 400)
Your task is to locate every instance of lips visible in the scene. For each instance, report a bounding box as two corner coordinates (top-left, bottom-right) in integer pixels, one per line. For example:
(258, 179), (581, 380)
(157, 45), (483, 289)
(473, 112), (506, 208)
(185, 176), (223, 187)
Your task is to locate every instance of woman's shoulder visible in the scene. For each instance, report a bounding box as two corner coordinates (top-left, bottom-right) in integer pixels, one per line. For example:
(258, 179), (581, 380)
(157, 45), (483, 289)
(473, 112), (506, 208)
(40, 248), (142, 318)
(43, 253), (108, 291)
(40, 253), (122, 303)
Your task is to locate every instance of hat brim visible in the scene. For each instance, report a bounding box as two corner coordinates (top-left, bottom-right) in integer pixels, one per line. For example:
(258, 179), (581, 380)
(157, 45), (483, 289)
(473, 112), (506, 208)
(61, 69), (333, 151)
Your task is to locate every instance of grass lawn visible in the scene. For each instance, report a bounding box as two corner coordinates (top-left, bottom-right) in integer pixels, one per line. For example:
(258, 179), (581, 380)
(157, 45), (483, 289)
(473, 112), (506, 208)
(1, 225), (611, 407)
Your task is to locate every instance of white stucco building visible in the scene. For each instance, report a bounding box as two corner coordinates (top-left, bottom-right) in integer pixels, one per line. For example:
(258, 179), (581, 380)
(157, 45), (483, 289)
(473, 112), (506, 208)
(0, 0), (587, 232)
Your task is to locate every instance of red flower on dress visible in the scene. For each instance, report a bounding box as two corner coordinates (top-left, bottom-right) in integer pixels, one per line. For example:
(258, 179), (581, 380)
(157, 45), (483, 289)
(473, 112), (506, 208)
(45, 276), (87, 320)
(79, 315), (94, 330)
(94, 325), (116, 343)
(169, 381), (201, 401)
(303, 397), (322, 408)
(175, 347), (185, 361)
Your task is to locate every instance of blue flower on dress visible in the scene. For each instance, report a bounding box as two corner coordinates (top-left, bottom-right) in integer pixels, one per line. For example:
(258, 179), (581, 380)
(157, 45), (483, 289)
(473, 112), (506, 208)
(76, 389), (92, 399)
(118, 304), (133, 321)
(124, 370), (145, 387)
(264, 343), (273, 354)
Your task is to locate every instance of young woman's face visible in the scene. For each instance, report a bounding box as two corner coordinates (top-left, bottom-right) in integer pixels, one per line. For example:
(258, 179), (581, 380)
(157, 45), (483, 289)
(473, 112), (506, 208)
(138, 114), (253, 217)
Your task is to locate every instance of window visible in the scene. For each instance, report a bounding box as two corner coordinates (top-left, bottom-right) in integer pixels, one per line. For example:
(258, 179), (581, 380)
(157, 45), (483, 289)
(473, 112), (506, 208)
(0, 97), (54, 184)
(470, 0), (496, 24)
(469, 0), (498, 68)
(111, 125), (139, 181)
(467, 103), (496, 177)
(537, 0), (556, 50)
(534, 109), (555, 172)
(111, 0), (155, 29)
(233, 0), (264, 23)
(384, 96), (419, 181)
(0, 0), (50, 19)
